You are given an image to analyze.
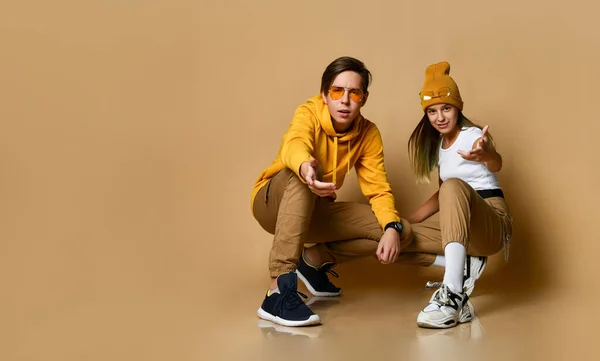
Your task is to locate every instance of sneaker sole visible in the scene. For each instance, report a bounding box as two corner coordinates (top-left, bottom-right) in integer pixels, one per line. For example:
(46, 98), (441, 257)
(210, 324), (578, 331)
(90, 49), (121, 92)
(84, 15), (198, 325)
(257, 308), (321, 327)
(417, 314), (459, 329)
(296, 270), (342, 297)
(417, 315), (472, 329)
(417, 304), (474, 329)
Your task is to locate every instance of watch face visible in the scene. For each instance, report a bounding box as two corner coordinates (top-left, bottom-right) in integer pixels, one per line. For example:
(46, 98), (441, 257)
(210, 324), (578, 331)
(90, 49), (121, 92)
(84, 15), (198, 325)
(386, 222), (402, 233)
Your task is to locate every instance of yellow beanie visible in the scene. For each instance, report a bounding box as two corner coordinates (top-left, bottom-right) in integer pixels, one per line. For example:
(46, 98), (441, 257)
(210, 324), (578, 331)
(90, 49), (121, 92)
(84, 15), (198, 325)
(420, 61), (463, 111)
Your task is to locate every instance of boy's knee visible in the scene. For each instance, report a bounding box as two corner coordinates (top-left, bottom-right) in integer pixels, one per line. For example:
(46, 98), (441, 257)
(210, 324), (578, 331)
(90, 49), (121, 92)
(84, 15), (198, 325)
(281, 168), (307, 188)
(280, 168), (323, 207)
(278, 167), (296, 181)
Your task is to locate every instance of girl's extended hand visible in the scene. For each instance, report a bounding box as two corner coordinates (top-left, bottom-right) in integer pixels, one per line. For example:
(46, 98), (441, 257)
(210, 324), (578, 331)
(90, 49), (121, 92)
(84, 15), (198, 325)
(457, 125), (494, 162)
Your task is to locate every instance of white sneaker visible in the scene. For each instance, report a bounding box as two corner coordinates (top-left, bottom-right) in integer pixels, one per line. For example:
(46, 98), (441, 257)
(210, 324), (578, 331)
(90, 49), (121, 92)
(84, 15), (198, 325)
(425, 255), (487, 296)
(463, 256), (487, 296)
(417, 284), (473, 329)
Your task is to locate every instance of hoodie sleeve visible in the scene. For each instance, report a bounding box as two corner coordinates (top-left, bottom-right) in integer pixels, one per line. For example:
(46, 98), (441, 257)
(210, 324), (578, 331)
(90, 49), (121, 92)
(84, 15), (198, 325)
(279, 105), (315, 179)
(354, 124), (400, 229)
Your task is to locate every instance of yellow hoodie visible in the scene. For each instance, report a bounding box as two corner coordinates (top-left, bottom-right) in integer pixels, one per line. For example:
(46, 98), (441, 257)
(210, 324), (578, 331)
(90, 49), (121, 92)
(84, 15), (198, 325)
(251, 94), (400, 229)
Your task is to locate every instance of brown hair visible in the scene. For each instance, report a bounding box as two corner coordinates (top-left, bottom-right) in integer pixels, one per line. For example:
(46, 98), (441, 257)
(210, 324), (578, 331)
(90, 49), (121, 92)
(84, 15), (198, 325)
(320, 57), (372, 93)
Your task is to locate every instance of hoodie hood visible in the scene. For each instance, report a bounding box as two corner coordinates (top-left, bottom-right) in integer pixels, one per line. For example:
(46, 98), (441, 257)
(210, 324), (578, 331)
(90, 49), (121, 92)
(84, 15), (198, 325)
(305, 94), (364, 185)
(307, 94), (364, 142)
(251, 94), (400, 229)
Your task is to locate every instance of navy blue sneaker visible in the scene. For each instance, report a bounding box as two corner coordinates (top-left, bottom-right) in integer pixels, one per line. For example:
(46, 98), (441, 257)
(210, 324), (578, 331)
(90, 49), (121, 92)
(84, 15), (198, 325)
(257, 272), (321, 327)
(296, 251), (342, 297)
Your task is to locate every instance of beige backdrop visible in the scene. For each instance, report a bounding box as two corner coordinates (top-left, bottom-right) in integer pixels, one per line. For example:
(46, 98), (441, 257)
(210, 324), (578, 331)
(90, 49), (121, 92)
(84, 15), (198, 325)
(1, 1), (599, 360)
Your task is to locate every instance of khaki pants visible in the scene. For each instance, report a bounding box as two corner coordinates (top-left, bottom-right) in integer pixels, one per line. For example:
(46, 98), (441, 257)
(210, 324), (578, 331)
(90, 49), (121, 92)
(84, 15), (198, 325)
(253, 168), (413, 277)
(398, 178), (513, 266)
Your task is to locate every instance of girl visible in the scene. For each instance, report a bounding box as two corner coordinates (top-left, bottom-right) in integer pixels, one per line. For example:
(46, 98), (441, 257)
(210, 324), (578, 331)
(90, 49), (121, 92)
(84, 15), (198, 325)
(404, 61), (513, 329)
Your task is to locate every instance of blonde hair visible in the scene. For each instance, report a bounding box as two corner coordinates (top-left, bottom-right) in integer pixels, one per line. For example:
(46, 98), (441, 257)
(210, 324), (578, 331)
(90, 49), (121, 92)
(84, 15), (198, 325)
(408, 112), (494, 183)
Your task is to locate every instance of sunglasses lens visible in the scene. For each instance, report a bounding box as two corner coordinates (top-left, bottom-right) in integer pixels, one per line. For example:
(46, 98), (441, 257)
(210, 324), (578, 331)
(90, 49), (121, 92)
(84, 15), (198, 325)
(329, 87), (363, 102)
(349, 89), (363, 102)
(329, 87), (344, 100)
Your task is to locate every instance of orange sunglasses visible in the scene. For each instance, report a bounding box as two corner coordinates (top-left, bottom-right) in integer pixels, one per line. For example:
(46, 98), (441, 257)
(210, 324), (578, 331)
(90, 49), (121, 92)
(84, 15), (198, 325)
(419, 87), (452, 101)
(328, 86), (364, 103)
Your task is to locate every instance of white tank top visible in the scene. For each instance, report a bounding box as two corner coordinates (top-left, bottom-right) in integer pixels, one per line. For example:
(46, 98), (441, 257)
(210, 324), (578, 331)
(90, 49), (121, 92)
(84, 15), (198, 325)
(438, 127), (500, 190)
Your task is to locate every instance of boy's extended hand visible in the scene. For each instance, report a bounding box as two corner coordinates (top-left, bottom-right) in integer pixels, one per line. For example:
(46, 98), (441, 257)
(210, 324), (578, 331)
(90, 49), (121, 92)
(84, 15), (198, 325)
(300, 157), (336, 197)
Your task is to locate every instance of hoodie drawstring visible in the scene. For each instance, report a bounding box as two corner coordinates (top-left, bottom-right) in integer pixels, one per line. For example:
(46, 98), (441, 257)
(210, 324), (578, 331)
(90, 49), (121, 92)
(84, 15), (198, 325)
(333, 137), (338, 185)
(332, 137), (352, 186)
(347, 140), (351, 176)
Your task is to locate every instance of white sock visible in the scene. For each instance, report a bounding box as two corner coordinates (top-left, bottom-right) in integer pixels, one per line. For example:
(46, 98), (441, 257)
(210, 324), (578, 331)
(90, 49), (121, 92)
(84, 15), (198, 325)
(432, 255), (446, 267)
(423, 246), (465, 312)
(442, 242), (466, 294)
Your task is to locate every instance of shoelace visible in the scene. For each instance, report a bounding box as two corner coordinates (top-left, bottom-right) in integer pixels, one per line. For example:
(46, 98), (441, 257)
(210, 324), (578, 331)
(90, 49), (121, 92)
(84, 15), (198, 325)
(279, 287), (309, 310)
(425, 280), (468, 292)
(429, 284), (466, 312)
(430, 284), (451, 307)
(425, 275), (467, 290)
(318, 264), (339, 287)
(322, 267), (339, 279)
(425, 281), (442, 290)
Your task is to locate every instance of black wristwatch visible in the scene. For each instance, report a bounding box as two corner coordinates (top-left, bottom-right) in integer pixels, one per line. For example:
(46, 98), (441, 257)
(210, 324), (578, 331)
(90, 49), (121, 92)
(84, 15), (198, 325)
(384, 221), (403, 235)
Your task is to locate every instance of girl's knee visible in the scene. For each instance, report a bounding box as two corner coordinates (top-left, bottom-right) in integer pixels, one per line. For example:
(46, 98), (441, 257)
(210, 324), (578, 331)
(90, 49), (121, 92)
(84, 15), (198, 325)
(439, 178), (470, 196)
